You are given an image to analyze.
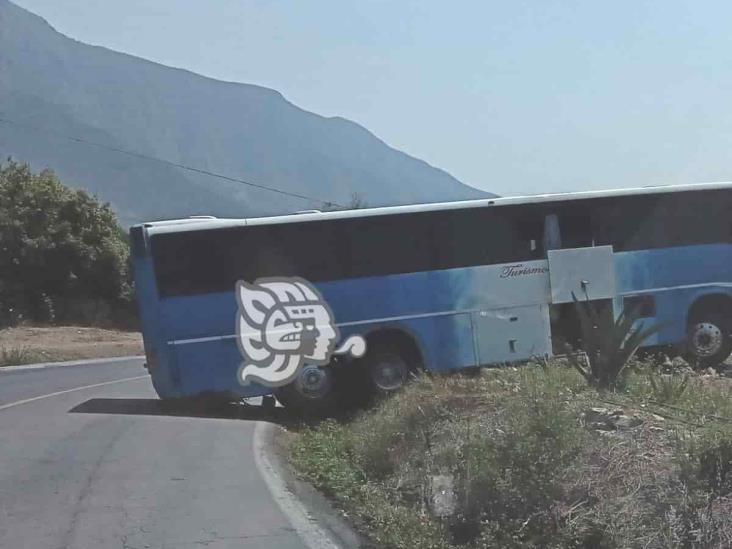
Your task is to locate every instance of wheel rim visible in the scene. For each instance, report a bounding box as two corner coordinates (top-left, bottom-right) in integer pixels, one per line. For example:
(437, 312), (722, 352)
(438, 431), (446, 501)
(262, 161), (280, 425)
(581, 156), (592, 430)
(370, 353), (408, 391)
(689, 322), (724, 358)
(294, 365), (332, 400)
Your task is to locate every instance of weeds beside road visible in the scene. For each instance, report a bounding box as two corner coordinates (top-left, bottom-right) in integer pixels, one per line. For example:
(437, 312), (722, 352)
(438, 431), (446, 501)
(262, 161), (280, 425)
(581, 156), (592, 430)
(290, 361), (732, 548)
(0, 326), (142, 367)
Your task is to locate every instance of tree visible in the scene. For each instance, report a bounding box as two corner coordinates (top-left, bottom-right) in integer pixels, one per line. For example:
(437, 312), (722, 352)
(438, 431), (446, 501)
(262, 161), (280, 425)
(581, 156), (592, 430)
(0, 160), (132, 326)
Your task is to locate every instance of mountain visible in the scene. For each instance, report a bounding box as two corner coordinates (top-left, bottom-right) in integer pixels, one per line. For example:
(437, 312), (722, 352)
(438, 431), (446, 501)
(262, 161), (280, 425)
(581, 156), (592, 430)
(0, 0), (491, 227)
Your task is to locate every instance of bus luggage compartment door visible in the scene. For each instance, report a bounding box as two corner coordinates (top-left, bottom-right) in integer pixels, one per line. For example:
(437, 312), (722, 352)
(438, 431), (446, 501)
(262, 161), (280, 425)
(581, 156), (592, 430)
(547, 245), (615, 304)
(473, 305), (552, 365)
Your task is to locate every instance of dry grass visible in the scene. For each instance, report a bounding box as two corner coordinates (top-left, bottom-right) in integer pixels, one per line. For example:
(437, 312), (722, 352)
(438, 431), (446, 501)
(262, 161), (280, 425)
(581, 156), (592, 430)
(0, 325), (142, 365)
(290, 363), (732, 548)
(0, 346), (47, 367)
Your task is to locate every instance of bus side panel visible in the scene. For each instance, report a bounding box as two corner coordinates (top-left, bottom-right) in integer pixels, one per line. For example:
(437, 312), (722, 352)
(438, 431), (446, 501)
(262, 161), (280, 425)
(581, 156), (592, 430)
(155, 259), (553, 395)
(156, 291), (271, 398)
(472, 305), (552, 365)
(614, 243), (732, 347)
(615, 244), (732, 294)
(324, 261), (552, 371)
(318, 261), (551, 324)
(169, 339), (272, 398)
(157, 261), (553, 343)
(337, 312), (478, 372)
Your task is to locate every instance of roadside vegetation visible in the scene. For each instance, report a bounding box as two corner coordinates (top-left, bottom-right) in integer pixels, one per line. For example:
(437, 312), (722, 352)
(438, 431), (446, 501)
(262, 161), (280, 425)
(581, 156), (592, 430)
(290, 302), (732, 548)
(291, 360), (732, 548)
(0, 159), (135, 329)
(0, 345), (46, 367)
(0, 326), (143, 367)
(0, 160), (139, 366)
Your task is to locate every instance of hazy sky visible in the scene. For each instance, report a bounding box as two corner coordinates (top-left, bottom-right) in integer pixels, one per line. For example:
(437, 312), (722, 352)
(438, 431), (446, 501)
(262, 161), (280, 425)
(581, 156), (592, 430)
(12, 0), (732, 196)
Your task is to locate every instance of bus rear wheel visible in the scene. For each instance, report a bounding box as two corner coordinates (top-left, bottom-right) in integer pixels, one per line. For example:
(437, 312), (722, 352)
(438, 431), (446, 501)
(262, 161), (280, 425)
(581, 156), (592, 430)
(687, 314), (732, 368)
(275, 364), (339, 416)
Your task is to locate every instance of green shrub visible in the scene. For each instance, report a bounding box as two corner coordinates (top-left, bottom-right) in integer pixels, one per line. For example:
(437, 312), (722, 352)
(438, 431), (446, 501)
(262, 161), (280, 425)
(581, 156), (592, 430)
(292, 365), (732, 548)
(648, 371), (691, 404)
(290, 418), (449, 549)
(565, 296), (663, 390)
(0, 160), (133, 327)
(290, 420), (364, 497)
(449, 376), (588, 546)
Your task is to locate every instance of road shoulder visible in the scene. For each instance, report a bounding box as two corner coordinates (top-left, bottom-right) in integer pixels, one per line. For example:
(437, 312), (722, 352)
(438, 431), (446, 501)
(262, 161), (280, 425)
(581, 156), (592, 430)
(254, 421), (363, 549)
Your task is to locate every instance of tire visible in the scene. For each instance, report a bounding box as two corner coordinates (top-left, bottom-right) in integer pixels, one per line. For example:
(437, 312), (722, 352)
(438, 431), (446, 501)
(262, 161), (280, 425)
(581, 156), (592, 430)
(363, 342), (411, 396)
(274, 364), (339, 416)
(686, 313), (732, 368)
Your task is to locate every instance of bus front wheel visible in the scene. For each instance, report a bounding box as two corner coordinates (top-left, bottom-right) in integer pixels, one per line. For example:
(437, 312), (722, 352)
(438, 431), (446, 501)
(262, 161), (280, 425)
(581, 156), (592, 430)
(275, 364), (339, 416)
(687, 314), (732, 368)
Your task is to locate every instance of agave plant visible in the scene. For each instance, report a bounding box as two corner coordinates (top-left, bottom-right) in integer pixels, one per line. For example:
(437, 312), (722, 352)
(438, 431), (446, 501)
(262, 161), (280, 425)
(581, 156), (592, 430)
(648, 371), (691, 404)
(564, 294), (664, 390)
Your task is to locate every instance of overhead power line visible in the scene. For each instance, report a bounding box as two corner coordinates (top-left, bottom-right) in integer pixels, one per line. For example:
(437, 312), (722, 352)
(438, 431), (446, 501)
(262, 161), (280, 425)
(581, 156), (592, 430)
(0, 115), (343, 208)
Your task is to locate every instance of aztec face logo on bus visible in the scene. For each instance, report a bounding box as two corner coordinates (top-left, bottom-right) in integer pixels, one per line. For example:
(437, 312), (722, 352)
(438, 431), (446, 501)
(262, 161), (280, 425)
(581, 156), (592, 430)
(235, 277), (366, 387)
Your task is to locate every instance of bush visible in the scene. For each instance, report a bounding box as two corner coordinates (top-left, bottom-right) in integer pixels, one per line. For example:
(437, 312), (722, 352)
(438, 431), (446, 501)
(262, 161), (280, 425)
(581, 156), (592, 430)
(565, 296), (663, 390)
(453, 396), (586, 546)
(291, 417), (450, 549)
(680, 428), (732, 497)
(292, 364), (732, 548)
(0, 346), (46, 367)
(0, 160), (134, 327)
(648, 371), (691, 404)
(292, 368), (598, 547)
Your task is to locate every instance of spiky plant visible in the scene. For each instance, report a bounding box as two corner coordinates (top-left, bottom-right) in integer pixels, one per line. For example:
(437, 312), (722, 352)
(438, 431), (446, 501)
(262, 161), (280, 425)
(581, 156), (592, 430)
(564, 294), (664, 390)
(648, 371), (691, 404)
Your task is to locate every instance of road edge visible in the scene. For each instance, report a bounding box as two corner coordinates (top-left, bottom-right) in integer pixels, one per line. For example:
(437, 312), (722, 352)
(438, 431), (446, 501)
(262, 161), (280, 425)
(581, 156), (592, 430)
(0, 355), (145, 374)
(253, 421), (362, 549)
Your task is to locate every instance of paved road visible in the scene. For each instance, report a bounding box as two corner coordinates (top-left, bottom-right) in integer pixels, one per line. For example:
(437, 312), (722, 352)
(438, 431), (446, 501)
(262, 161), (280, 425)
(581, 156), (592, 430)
(0, 360), (308, 549)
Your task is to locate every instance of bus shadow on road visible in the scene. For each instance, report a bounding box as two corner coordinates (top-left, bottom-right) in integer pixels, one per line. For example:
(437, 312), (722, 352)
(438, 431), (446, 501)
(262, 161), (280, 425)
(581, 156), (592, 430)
(69, 398), (292, 424)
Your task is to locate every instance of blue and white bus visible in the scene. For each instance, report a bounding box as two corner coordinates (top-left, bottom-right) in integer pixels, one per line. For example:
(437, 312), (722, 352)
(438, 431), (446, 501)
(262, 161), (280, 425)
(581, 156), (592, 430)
(131, 183), (732, 413)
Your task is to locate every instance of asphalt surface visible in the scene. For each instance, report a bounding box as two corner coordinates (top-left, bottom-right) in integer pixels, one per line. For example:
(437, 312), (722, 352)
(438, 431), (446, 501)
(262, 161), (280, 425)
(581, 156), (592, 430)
(0, 360), (308, 549)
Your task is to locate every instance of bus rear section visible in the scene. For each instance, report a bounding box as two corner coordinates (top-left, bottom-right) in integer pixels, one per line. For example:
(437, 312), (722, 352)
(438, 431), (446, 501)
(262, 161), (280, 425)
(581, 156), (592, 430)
(130, 220), (275, 402)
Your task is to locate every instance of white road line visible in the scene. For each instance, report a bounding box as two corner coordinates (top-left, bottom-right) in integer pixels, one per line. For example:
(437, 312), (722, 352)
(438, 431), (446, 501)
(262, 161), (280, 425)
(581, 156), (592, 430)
(253, 422), (340, 549)
(0, 355), (144, 374)
(0, 375), (149, 412)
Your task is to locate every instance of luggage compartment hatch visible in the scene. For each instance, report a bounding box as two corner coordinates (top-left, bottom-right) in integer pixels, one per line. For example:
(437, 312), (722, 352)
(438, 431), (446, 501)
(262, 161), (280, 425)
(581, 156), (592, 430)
(548, 245), (615, 304)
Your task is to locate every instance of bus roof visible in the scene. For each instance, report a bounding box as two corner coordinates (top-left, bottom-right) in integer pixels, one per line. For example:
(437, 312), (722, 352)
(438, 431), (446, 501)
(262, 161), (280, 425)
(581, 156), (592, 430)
(140, 181), (732, 235)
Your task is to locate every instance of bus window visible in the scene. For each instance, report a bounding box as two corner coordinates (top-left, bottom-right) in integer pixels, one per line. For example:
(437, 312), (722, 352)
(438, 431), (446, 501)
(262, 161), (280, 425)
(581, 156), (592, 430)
(341, 212), (438, 279)
(593, 189), (732, 252)
(559, 212), (594, 248)
(151, 219), (348, 296)
(542, 205), (594, 251)
(433, 207), (541, 269)
(593, 195), (657, 251)
(515, 214), (545, 259)
(252, 220), (347, 282)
